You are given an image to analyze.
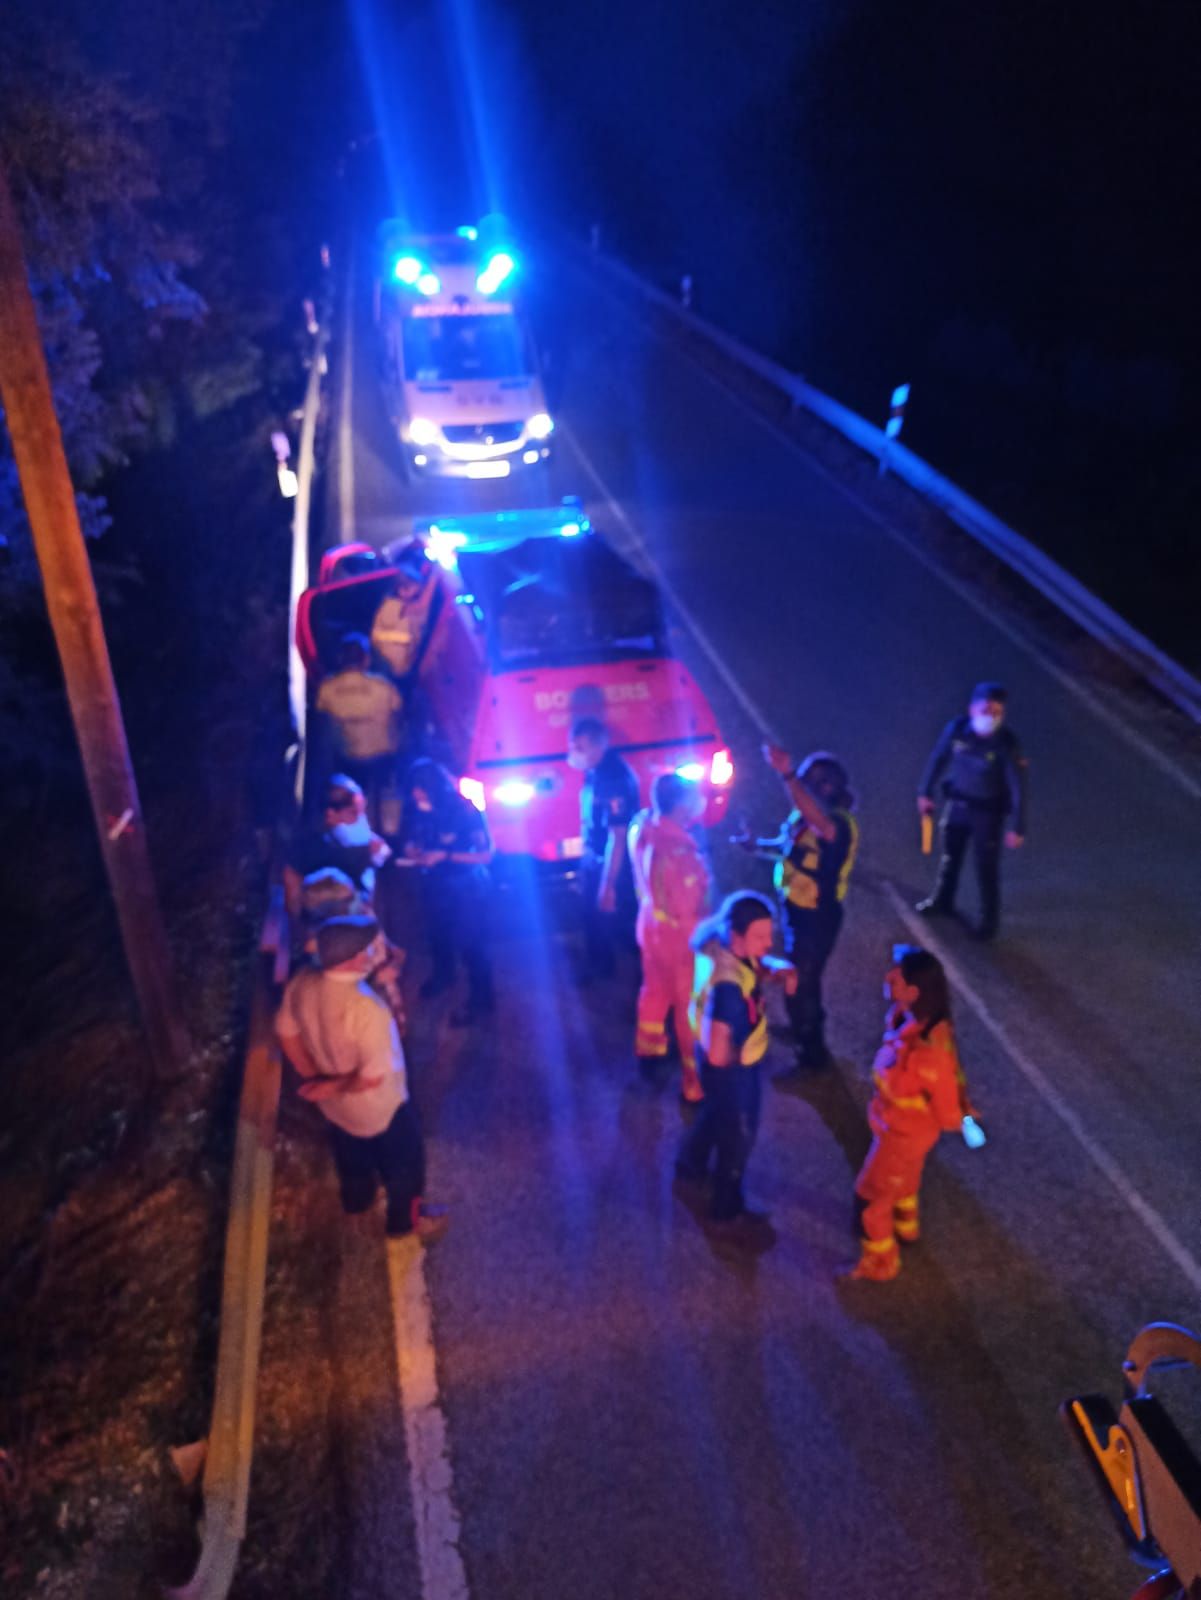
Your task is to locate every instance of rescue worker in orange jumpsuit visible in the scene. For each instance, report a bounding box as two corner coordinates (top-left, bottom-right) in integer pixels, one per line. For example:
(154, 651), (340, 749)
(844, 946), (971, 1282)
(628, 773), (712, 1099)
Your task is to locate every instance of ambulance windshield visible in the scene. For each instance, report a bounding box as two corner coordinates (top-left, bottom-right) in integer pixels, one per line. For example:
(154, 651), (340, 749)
(402, 314), (528, 383)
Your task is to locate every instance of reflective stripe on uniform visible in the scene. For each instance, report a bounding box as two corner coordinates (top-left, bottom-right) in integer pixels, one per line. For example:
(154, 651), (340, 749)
(872, 1071), (927, 1111)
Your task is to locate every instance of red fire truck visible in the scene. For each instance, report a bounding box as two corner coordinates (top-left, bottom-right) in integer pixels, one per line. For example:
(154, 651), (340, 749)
(297, 500), (734, 867)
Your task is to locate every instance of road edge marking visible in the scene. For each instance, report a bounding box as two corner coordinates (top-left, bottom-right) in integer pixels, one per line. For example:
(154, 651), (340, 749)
(567, 420), (1201, 1299)
(385, 1237), (470, 1600)
(561, 420), (787, 750)
(571, 267), (1201, 803)
(881, 882), (1201, 1297)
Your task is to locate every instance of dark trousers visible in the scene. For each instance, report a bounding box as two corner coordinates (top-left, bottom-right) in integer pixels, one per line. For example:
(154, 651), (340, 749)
(328, 1101), (425, 1235)
(424, 873), (494, 1006)
(580, 856), (637, 980)
(677, 1062), (762, 1221)
(930, 802), (1003, 933)
(782, 901), (843, 1065)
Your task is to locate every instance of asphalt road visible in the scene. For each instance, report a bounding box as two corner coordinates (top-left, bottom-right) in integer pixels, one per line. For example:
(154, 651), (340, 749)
(297, 222), (1201, 1600)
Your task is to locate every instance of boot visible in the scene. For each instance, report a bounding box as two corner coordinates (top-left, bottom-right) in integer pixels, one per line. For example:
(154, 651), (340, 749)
(839, 1237), (900, 1282)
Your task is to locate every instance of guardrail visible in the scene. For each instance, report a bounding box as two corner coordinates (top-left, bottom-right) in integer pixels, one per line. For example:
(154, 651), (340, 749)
(583, 243), (1201, 726)
(167, 254), (331, 1597)
(166, 899), (287, 1600)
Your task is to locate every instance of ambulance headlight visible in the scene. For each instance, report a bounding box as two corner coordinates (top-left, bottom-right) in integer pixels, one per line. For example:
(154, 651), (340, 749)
(459, 777), (486, 812)
(393, 255), (423, 285)
(409, 417), (439, 446)
(527, 412), (554, 440)
(416, 271), (441, 296)
(493, 780), (535, 807)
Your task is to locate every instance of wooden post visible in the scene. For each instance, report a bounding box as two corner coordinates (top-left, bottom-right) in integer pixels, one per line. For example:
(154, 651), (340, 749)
(0, 161), (185, 1079)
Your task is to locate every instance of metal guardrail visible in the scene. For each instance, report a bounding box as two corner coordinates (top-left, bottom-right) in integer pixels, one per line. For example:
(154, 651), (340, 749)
(166, 903), (286, 1600)
(167, 255), (331, 1597)
(583, 244), (1201, 726)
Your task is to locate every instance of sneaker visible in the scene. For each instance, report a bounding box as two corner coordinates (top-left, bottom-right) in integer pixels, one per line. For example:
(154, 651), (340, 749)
(387, 1203), (450, 1244)
(414, 1205), (451, 1246)
(837, 1246), (900, 1283)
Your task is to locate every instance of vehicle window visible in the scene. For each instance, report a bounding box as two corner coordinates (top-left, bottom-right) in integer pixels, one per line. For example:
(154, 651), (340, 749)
(489, 559), (665, 667)
(401, 314), (528, 383)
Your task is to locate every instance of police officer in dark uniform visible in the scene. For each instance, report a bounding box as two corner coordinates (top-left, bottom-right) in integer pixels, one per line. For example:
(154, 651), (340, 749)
(568, 716), (641, 980)
(916, 681), (1027, 941)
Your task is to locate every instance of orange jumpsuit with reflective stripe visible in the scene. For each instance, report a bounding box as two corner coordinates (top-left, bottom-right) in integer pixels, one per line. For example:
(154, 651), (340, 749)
(854, 1014), (963, 1262)
(629, 810), (711, 1081)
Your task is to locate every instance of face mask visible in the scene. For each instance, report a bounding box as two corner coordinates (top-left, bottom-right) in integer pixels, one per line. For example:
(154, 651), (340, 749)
(413, 798), (433, 813)
(970, 712), (1000, 737)
(332, 815), (371, 845)
(566, 749), (588, 772)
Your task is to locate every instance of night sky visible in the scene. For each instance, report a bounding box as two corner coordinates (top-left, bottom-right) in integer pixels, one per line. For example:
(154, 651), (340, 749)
(420, 0), (1198, 661)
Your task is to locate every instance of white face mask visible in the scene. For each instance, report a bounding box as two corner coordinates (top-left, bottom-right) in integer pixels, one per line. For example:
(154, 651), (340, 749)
(970, 712), (1001, 737)
(332, 814), (372, 845)
(413, 797), (433, 813)
(566, 748), (589, 772)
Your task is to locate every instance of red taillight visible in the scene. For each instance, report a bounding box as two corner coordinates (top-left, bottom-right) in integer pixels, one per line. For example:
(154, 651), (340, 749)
(710, 747), (734, 786)
(459, 776), (486, 811)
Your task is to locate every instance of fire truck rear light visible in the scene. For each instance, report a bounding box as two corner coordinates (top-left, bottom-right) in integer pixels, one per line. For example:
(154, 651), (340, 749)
(459, 777), (486, 811)
(710, 748), (734, 786)
(493, 781), (535, 807)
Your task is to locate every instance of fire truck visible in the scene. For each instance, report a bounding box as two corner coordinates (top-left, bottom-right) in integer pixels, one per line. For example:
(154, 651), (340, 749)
(297, 500), (735, 869)
(374, 222), (553, 479)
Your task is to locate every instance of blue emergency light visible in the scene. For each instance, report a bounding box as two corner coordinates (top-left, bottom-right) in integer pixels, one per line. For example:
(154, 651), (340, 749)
(476, 251), (516, 296)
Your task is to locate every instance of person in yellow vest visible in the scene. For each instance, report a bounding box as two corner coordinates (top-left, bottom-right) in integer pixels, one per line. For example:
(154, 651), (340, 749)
(674, 893), (796, 1238)
(315, 634), (403, 817)
(738, 744), (859, 1071)
(370, 567), (435, 681)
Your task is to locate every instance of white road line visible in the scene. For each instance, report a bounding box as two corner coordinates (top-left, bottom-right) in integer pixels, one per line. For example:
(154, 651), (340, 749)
(560, 421), (787, 750)
(567, 421), (1201, 1299)
(338, 236), (357, 545)
(385, 1237), (470, 1600)
(576, 267), (1201, 803)
(881, 882), (1201, 1297)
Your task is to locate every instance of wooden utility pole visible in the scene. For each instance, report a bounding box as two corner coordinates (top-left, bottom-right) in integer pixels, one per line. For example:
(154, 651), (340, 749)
(0, 161), (184, 1080)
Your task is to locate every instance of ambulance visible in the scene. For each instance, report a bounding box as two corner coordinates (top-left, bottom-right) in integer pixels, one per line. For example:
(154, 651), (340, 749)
(374, 222), (553, 479)
(297, 500), (735, 870)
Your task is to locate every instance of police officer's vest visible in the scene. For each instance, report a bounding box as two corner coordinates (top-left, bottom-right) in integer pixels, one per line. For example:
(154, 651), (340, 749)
(774, 808), (859, 911)
(688, 941), (769, 1067)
